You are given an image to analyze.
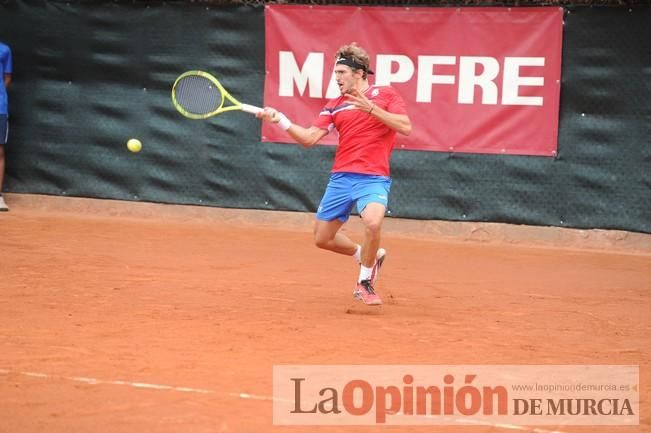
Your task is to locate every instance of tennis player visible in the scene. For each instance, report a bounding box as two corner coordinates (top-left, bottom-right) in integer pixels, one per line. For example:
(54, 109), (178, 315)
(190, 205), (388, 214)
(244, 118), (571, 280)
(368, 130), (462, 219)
(257, 43), (411, 305)
(0, 41), (12, 212)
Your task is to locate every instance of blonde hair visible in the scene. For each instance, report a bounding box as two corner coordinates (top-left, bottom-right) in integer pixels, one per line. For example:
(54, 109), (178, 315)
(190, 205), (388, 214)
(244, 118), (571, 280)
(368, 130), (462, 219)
(335, 42), (371, 79)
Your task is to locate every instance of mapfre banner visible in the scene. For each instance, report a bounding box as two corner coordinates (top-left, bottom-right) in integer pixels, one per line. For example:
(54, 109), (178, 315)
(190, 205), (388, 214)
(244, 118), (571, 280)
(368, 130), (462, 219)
(262, 5), (563, 156)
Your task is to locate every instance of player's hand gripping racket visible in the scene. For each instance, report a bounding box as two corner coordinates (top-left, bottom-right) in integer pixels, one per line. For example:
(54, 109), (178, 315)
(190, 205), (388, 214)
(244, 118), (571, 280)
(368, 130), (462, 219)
(171, 70), (262, 119)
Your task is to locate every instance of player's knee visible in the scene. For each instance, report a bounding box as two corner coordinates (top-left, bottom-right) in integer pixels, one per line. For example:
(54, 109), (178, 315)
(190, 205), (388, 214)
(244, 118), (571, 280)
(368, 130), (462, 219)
(364, 219), (383, 237)
(314, 234), (330, 250)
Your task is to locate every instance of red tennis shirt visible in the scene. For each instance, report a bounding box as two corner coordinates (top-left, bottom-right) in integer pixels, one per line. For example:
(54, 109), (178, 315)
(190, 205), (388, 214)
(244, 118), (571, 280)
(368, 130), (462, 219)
(312, 85), (407, 177)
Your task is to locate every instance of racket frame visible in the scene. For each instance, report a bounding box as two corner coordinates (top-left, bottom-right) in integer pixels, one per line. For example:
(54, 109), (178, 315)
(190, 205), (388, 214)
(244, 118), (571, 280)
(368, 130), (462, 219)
(171, 70), (262, 119)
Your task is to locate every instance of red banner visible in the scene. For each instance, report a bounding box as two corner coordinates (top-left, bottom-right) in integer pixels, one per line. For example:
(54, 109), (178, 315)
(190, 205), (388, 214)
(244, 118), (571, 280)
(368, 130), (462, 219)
(263, 5), (563, 156)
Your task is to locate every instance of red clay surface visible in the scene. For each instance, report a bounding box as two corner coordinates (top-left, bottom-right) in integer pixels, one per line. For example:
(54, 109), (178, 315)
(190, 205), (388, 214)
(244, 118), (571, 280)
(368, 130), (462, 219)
(0, 198), (649, 433)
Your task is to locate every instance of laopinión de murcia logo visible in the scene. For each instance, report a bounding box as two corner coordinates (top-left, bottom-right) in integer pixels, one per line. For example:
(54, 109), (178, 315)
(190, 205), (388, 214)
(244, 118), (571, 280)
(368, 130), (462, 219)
(273, 365), (639, 426)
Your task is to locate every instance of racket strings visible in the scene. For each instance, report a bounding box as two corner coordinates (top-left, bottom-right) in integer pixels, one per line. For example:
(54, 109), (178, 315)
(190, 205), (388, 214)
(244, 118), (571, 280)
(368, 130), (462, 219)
(174, 75), (223, 116)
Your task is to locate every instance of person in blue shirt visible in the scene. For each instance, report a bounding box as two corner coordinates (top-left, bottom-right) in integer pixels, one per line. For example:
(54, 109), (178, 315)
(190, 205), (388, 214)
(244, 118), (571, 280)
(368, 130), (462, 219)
(0, 42), (12, 211)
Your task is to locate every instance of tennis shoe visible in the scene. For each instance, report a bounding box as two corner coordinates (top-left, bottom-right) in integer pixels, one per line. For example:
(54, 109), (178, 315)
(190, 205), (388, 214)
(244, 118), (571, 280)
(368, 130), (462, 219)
(370, 248), (386, 286)
(353, 279), (382, 306)
(0, 195), (8, 211)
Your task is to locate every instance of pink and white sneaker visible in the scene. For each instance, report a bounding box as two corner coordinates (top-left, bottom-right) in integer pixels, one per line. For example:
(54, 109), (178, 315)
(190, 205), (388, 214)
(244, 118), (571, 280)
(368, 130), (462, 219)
(353, 279), (383, 306)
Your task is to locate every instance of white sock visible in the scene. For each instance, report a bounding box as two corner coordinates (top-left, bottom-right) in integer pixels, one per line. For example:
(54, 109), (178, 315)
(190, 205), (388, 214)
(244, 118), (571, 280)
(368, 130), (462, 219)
(353, 244), (362, 264)
(358, 265), (373, 283)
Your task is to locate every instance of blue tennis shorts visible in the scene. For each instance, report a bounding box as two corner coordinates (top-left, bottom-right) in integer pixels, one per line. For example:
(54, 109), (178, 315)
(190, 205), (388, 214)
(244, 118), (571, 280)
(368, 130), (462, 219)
(316, 172), (392, 222)
(0, 115), (7, 145)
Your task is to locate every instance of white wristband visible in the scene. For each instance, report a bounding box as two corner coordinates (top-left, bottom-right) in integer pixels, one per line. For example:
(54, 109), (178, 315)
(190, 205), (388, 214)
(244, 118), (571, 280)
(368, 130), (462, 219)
(277, 112), (292, 131)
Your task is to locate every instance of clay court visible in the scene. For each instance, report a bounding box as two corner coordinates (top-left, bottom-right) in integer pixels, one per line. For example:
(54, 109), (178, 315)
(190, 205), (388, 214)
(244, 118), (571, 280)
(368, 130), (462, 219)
(0, 194), (649, 433)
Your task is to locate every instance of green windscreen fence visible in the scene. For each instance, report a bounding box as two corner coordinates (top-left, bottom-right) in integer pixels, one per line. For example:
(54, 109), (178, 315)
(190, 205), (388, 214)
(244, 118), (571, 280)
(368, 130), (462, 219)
(0, 2), (649, 233)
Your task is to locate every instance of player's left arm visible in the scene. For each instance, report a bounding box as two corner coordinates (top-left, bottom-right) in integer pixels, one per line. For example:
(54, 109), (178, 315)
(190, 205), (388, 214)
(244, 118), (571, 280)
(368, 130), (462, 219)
(345, 88), (411, 136)
(368, 103), (411, 136)
(4, 46), (12, 88)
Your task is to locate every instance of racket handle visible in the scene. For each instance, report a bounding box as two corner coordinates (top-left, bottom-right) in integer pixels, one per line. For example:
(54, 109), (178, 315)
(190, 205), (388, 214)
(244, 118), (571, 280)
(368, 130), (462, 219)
(241, 104), (263, 115)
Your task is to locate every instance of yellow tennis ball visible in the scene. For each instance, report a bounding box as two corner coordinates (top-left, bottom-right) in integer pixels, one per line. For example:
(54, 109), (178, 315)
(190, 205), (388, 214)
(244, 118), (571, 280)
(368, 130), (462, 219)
(127, 138), (142, 153)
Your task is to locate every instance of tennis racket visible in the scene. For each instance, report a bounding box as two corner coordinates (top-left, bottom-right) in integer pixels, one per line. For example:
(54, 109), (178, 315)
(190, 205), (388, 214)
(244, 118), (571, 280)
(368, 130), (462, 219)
(171, 70), (262, 119)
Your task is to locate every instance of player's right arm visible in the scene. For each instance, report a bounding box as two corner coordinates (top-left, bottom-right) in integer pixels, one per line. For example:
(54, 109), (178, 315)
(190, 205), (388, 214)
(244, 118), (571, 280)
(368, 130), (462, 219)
(257, 107), (328, 148)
